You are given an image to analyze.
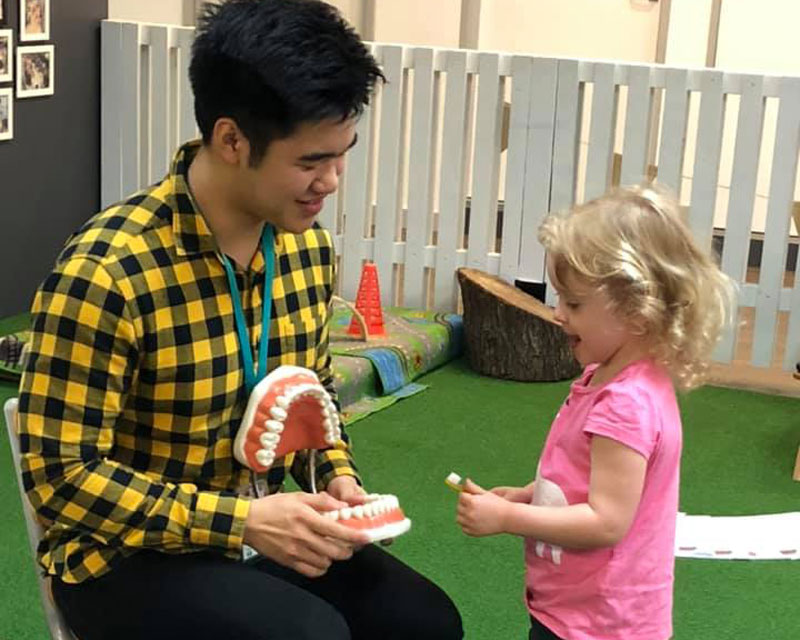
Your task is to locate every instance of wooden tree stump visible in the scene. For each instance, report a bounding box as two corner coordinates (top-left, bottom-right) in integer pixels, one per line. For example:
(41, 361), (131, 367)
(457, 268), (581, 382)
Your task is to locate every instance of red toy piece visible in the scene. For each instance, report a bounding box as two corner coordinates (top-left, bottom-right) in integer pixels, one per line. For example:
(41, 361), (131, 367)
(347, 262), (386, 337)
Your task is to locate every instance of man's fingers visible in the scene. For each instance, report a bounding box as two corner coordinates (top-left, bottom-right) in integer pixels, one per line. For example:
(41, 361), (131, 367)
(292, 559), (330, 578)
(302, 491), (349, 512)
(315, 517), (371, 547)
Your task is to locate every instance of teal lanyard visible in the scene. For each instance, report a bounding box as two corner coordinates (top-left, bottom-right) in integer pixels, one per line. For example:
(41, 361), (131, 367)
(221, 225), (275, 395)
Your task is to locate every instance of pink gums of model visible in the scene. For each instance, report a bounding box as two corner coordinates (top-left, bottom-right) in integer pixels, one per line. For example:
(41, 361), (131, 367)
(233, 365), (411, 542)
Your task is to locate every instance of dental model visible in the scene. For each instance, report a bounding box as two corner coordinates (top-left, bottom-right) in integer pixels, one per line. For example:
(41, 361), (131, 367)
(233, 365), (411, 541)
(321, 493), (411, 543)
(234, 365), (343, 473)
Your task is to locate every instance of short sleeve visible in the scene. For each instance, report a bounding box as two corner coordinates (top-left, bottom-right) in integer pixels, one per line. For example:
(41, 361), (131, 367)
(582, 385), (658, 460)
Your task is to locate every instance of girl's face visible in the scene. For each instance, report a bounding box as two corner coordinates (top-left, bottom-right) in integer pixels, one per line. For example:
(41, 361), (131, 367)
(550, 262), (646, 379)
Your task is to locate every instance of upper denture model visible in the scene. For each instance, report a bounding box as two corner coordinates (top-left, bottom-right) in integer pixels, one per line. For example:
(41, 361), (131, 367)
(233, 365), (411, 542)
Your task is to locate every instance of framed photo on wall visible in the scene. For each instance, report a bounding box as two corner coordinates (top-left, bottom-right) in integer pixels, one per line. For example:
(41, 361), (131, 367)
(20, 0), (48, 42)
(0, 29), (12, 82)
(0, 87), (13, 141)
(0, 0), (7, 25)
(17, 43), (53, 98)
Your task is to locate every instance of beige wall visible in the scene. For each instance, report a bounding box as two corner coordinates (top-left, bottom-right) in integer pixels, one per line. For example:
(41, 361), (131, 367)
(479, 0), (660, 61)
(326, 0), (366, 34)
(665, 0), (800, 233)
(108, 0), (191, 25)
(372, 0), (462, 48)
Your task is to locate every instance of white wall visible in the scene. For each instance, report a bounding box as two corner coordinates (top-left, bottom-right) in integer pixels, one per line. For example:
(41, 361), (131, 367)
(665, 0), (712, 68)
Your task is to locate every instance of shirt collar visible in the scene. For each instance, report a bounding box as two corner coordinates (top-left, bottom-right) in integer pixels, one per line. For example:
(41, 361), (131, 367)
(167, 140), (219, 258)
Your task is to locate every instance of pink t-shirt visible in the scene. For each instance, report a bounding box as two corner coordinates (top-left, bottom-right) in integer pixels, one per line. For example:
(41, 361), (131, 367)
(525, 359), (681, 640)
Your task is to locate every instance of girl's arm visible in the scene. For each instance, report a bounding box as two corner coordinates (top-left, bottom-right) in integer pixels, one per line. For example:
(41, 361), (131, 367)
(457, 436), (646, 548)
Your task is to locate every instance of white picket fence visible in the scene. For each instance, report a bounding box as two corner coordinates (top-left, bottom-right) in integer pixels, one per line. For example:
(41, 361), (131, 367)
(101, 20), (800, 371)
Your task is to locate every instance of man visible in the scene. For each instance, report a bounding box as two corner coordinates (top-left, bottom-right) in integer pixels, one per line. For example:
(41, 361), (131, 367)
(17, 1), (463, 638)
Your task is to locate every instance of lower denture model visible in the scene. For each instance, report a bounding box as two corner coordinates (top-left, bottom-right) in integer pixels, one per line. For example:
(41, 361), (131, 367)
(233, 365), (411, 542)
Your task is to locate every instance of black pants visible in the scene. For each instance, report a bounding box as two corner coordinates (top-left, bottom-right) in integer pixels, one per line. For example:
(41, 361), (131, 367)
(529, 615), (563, 640)
(53, 545), (463, 640)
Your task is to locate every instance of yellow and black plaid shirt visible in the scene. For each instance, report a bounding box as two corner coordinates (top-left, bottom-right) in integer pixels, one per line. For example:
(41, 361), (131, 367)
(17, 141), (359, 584)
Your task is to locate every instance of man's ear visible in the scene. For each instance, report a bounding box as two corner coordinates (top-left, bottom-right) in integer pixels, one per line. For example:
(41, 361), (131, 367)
(210, 118), (251, 167)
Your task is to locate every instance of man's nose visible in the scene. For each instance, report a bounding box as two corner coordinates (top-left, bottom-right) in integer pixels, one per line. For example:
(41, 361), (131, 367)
(315, 159), (343, 194)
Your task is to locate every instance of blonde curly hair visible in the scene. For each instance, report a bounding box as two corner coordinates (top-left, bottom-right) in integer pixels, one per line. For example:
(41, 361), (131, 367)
(538, 184), (736, 390)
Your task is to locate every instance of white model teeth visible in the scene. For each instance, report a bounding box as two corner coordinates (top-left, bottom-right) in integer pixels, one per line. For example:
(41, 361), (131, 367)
(270, 406), (288, 421)
(260, 432), (280, 447)
(265, 419), (283, 433)
(320, 495), (401, 521)
(252, 380), (344, 467)
(256, 450), (274, 467)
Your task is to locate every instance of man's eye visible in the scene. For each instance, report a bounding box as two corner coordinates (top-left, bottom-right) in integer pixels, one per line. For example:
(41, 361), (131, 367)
(299, 164), (316, 172)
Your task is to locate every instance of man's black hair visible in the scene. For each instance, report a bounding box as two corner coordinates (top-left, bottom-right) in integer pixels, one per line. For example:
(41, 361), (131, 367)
(190, 0), (384, 165)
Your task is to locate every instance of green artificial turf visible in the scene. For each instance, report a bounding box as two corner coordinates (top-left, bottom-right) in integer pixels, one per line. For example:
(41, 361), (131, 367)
(1, 355), (798, 639)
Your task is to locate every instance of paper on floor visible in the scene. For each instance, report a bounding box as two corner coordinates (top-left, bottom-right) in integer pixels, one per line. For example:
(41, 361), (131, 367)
(675, 511), (800, 560)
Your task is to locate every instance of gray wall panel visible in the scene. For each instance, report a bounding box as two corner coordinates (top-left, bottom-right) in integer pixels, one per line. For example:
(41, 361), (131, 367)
(0, 0), (108, 317)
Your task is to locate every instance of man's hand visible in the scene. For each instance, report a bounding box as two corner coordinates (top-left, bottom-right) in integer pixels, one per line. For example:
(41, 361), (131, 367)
(243, 492), (370, 578)
(325, 476), (396, 546)
(456, 479), (511, 537)
(326, 475), (367, 505)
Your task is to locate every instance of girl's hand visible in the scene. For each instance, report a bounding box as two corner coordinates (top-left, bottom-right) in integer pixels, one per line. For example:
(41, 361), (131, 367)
(490, 482), (535, 503)
(456, 479), (511, 537)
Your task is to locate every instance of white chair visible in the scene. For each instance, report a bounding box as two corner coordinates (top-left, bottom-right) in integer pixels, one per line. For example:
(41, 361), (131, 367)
(4, 398), (78, 640)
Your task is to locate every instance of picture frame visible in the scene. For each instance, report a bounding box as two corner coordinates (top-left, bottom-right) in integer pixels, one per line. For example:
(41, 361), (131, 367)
(0, 0), (7, 26)
(19, 0), (48, 42)
(0, 87), (13, 141)
(16, 43), (53, 98)
(0, 29), (13, 82)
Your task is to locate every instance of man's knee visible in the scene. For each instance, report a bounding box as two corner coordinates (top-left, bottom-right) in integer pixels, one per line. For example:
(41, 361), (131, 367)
(414, 585), (464, 640)
(291, 604), (351, 640)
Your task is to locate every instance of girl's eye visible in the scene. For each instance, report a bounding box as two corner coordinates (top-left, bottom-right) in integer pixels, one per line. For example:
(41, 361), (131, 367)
(566, 301), (581, 310)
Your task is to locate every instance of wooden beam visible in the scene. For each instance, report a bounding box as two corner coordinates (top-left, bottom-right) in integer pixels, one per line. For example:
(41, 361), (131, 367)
(706, 0), (723, 68)
(459, 0), (481, 49)
(794, 446), (800, 481)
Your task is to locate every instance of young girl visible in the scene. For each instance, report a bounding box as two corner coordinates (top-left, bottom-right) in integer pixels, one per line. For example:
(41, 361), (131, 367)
(456, 184), (735, 640)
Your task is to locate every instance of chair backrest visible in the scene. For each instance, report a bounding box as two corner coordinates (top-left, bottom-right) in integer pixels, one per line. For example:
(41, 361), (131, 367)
(4, 397), (78, 640)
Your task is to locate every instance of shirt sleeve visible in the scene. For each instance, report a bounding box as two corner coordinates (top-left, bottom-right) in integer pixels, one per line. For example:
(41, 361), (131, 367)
(582, 384), (659, 460)
(17, 256), (251, 555)
(290, 237), (361, 491)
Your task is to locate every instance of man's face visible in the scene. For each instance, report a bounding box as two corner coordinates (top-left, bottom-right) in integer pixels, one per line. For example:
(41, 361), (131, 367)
(240, 117), (358, 234)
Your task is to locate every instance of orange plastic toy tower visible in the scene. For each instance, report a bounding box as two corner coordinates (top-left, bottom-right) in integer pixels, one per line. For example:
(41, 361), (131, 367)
(347, 262), (386, 337)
